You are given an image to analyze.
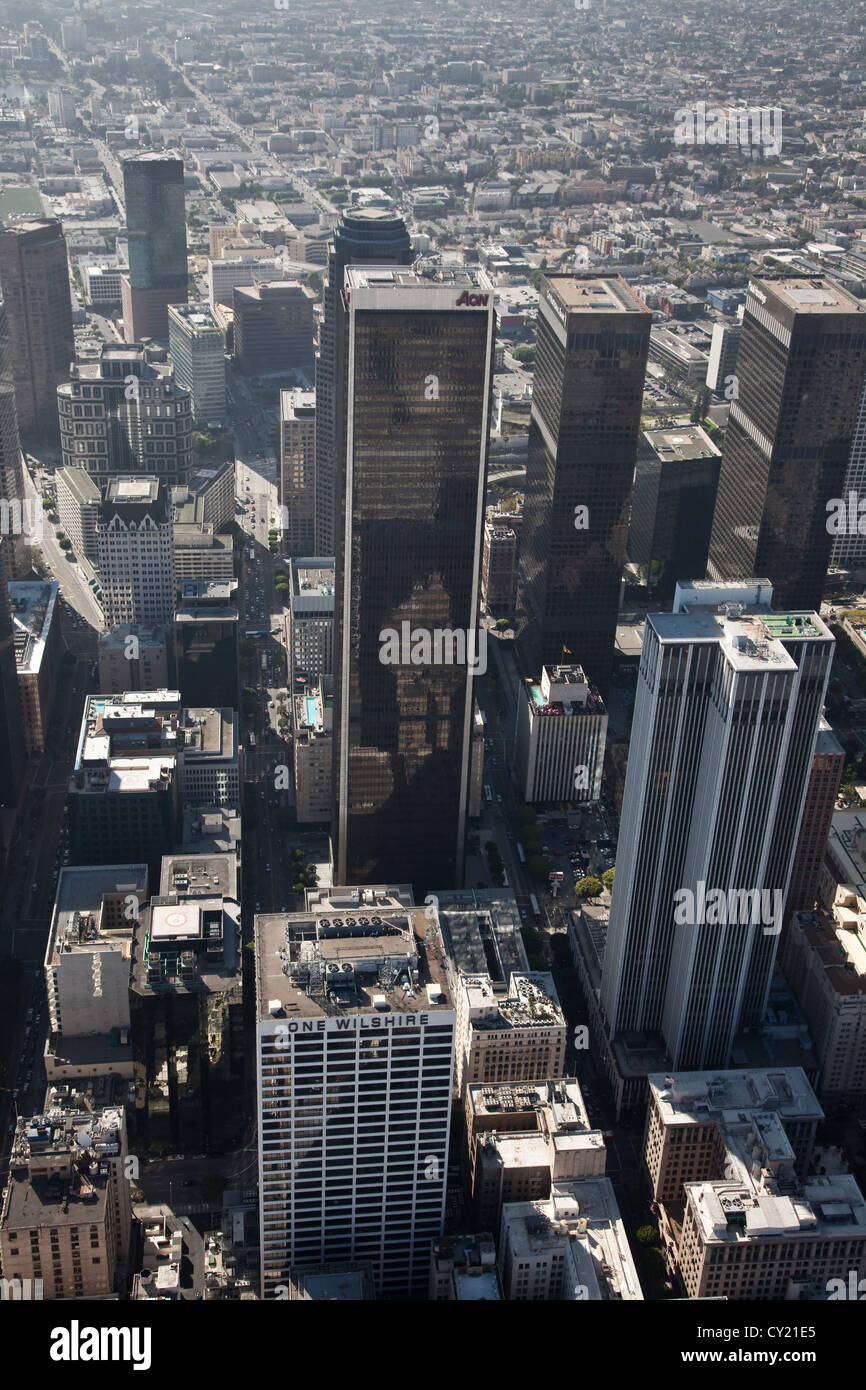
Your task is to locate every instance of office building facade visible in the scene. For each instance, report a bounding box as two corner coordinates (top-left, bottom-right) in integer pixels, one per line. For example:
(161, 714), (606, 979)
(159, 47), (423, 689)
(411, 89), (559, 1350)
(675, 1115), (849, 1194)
(0, 537), (24, 808)
(121, 153), (189, 341)
(708, 277), (866, 611)
(58, 345), (193, 494)
(0, 218), (74, 440)
(333, 268), (495, 893)
(314, 206), (413, 555)
(705, 320), (742, 396)
(514, 663), (606, 805)
(289, 557), (334, 685)
(600, 581), (835, 1076)
(0, 296), (26, 578)
(174, 584), (239, 711)
(628, 425), (721, 601)
(280, 389), (316, 555)
(232, 281), (315, 377)
(167, 302), (226, 424)
(255, 887), (455, 1297)
(55, 466), (101, 561)
(9, 580), (62, 757)
(97, 477), (175, 629)
(517, 276), (651, 696)
(0, 1108), (133, 1300)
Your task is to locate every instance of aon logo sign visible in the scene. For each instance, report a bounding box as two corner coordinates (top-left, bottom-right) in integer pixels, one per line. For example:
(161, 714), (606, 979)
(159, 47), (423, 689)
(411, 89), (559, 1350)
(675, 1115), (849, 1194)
(456, 290), (489, 307)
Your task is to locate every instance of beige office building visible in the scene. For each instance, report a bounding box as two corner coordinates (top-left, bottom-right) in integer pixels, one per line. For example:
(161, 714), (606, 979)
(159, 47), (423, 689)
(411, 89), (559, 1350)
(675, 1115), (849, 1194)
(456, 972), (566, 1095)
(643, 1069), (822, 1208)
(0, 1107), (133, 1299)
(679, 1172), (866, 1301)
(781, 895), (866, 1108)
(468, 1079), (605, 1231)
(499, 1181), (643, 1301)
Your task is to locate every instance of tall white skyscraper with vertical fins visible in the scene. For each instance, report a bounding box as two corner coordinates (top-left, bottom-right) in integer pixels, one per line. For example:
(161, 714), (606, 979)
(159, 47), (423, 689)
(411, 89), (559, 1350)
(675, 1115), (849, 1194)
(599, 580), (834, 1079)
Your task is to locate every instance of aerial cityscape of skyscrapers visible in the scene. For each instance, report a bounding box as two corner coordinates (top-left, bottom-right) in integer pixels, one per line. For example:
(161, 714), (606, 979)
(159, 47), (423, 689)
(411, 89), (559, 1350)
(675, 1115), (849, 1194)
(0, 0), (864, 1348)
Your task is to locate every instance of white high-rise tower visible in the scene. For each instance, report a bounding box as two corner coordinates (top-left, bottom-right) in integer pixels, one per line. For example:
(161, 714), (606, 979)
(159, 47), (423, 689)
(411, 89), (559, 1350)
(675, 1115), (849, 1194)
(600, 580), (834, 1076)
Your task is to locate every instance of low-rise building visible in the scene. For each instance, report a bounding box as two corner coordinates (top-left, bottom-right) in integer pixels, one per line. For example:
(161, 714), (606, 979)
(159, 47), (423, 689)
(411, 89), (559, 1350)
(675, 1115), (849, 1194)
(0, 1107), (133, 1299)
(430, 1233), (501, 1300)
(97, 625), (170, 695)
(467, 1078), (606, 1230)
(679, 1171), (866, 1300)
(781, 897), (866, 1108)
(55, 465), (101, 561)
(44, 863), (148, 1083)
(643, 1068), (823, 1209)
(132, 1213), (184, 1300)
(482, 509), (521, 613)
(9, 580), (61, 756)
(455, 971), (567, 1096)
(499, 1180), (643, 1300)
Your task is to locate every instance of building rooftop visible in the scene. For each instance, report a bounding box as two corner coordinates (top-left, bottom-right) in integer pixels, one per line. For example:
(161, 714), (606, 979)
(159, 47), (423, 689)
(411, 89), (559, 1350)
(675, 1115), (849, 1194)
(159, 852), (237, 901)
(167, 302), (222, 333)
(130, 894), (240, 993)
(687, 1172), (866, 1243)
(462, 971), (565, 1031)
(542, 274), (648, 317)
(106, 476), (161, 505)
(468, 1077), (595, 1130)
(75, 692), (179, 766)
(177, 577), (238, 605)
(791, 899), (866, 995)
(98, 625), (167, 652)
(649, 608), (827, 673)
(641, 425), (721, 463)
(291, 558), (335, 599)
(9, 580), (58, 675)
(281, 387), (315, 420)
(749, 275), (866, 317)
(288, 1264), (375, 1300)
(254, 885), (453, 1021)
(178, 707), (237, 760)
(435, 888), (528, 982)
(502, 1179), (643, 1300)
(3, 1108), (125, 1231)
(648, 1067), (823, 1128)
(827, 811), (866, 899)
(45, 863), (148, 968)
(56, 465), (101, 505)
(179, 806), (241, 857)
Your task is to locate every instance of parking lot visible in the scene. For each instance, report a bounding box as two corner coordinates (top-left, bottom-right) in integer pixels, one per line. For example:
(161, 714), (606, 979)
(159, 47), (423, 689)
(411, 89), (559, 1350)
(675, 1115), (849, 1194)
(535, 806), (617, 895)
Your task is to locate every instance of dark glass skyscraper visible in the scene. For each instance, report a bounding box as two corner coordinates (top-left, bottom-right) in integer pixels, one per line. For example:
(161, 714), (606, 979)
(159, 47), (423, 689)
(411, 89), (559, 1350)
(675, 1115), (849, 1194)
(121, 153), (188, 342)
(708, 276), (866, 611)
(0, 295), (25, 576)
(0, 535), (25, 809)
(0, 218), (74, 442)
(333, 268), (495, 893)
(516, 276), (651, 696)
(314, 207), (413, 556)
